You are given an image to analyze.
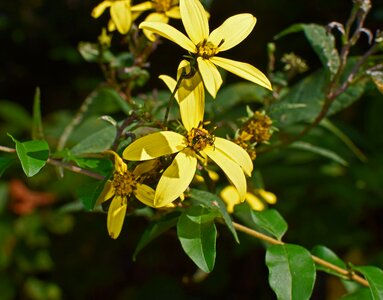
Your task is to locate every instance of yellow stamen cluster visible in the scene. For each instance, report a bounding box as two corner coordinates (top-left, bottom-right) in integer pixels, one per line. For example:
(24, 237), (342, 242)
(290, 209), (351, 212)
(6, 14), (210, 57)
(112, 170), (137, 197)
(235, 112), (273, 160)
(196, 40), (218, 59)
(187, 127), (215, 151)
(153, 0), (173, 12)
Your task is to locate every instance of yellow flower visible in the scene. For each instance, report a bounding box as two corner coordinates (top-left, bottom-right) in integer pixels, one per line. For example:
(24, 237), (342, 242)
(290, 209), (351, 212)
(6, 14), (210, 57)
(139, 0), (272, 98)
(98, 28), (112, 47)
(92, 0), (132, 34)
(131, 0), (181, 41)
(122, 84), (253, 208)
(97, 151), (156, 239)
(220, 186), (277, 213)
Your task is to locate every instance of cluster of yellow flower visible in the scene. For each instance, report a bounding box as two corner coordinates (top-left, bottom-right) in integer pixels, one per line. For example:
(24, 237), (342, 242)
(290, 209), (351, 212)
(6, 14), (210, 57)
(93, 0), (275, 238)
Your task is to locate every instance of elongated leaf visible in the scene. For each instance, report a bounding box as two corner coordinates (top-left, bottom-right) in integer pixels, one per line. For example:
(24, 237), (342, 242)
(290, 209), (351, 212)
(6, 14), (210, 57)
(289, 141), (348, 166)
(354, 266), (383, 300)
(177, 206), (217, 273)
(32, 87), (44, 140)
(8, 135), (49, 177)
(267, 67), (367, 127)
(266, 244), (316, 300)
(234, 203), (287, 240)
(190, 188), (239, 243)
(70, 119), (117, 155)
(133, 212), (180, 260)
(276, 23), (340, 77)
(311, 245), (347, 277)
(0, 157), (14, 177)
(76, 180), (107, 211)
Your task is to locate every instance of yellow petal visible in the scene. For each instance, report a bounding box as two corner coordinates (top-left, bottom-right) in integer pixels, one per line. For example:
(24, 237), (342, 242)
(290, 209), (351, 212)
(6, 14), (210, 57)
(258, 189), (277, 204)
(208, 14), (256, 52)
(134, 183), (156, 207)
(133, 160), (158, 177)
(166, 6), (181, 19)
(91, 1), (112, 18)
(139, 21), (195, 52)
(108, 19), (116, 32)
(107, 196), (127, 239)
(110, 1), (132, 34)
(123, 131), (186, 161)
(131, 1), (154, 12)
(204, 147), (247, 201)
(154, 150), (197, 207)
(143, 13), (170, 41)
(180, 0), (209, 45)
(96, 180), (115, 205)
(220, 185), (241, 213)
(214, 137), (253, 176)
(210, 56), (272, 91)
(197, 57), (222, 98)
(245, 193), (265, 211)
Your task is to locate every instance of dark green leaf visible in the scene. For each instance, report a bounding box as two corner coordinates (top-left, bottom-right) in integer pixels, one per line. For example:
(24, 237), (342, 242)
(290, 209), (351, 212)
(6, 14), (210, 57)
(234, 203), (288, 240)
(86, 88), (132, 115)
(0, 157), (14, 177)
(0, 100), (32, 130)
(76, 180), (106, 211)
(70, 119), (117, 155)
(266, 244), (316, 300)
(276, 23), (340, 77)
(32, 87), (44, 140)
(189, 188), (239, 243)
(354, 266), (383, 300)
(311, 245), (347, 277)
(341, 288), (372, 300)
(133, 212), (180, 260)
(267, 68), (367, 127)
(177, 206), (217, 273)
(289, 141), (348, 166)
(8, 135), (49, 177)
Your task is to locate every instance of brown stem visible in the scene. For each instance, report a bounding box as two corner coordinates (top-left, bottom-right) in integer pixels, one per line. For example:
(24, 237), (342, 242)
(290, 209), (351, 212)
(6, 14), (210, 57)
(232, 222), (369, 287)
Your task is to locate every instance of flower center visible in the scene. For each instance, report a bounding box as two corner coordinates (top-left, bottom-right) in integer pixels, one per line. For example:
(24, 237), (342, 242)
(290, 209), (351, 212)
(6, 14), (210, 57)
(112, 170), (137, 197)
(187, 127), (215, 152)
(153, 0), (173, 12)
(196, 40), (218, 59)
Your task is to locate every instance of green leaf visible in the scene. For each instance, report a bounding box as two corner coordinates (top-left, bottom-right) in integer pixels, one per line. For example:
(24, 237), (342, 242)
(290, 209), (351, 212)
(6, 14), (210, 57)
(76, 180), (106, 211)
(354, 266), (383, 300)
(86, 87), (132, 116)
(0, 157), (14, 177)
(234, 203), (288, 240)
(177, 206), (217, 273)
(341, 288), (372, 300)
(275, 23), (340, 77)
(267, 67), (367, 127)
(311, 245), (347, 277)
(189, 188), (239, 243)
(78, 42), (114, 63)
(266, 244), (316, 300)
(133, 212), (180, 260)
(32, 87), (44, 140)
(0, 100), (32, 130)
(289, 141), (348, 166)
(70, 119), (117, 155)
(8, 135), (49, 177)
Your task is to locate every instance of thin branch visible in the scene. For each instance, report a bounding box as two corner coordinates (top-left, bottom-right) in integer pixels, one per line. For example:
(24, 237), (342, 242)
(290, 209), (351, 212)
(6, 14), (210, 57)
(232, 222), (369, 288)
(47, 158), (105, 180)
(0, 146), (16, 153)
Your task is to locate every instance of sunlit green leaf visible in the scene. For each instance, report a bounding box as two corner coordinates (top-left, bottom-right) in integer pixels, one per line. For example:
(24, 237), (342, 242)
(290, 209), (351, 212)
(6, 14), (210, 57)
(341, 288), (372, 300)
(190, 189), (239, 243)
(234, 203), (288, 240)
(354, 266), (383, 300)
(289, 141), (348, 166)
(133, 212), (180, 260)
(8, 135), (49, 177)
(177, 206), (217, 273)
(266, 244), (316, 300)
(276, 23), (340, 77)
